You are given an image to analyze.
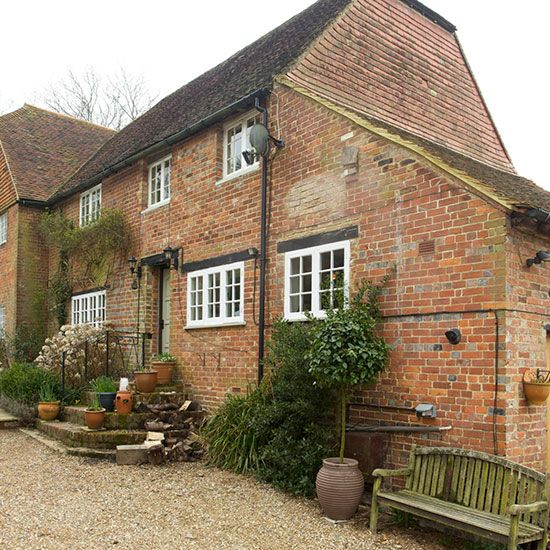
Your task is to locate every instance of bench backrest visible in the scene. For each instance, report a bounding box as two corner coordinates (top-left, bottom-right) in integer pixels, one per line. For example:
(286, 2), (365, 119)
(406, 446), (550, 526)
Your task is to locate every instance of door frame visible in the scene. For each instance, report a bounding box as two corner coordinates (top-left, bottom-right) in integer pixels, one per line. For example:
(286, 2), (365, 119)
(158, 268), (170, 355)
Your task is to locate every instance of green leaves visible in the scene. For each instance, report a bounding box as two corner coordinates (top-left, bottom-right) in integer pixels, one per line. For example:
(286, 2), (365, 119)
(306, 280), (390, 391)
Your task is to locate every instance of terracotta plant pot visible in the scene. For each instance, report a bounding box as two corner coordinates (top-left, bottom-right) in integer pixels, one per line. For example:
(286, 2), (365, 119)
(84, 409), (106, 430)
(524, 381), (550, 405)
(37, 401), (60, 421)
(316, 457), (364, 520)
(115, 390), (133, 414)
(134, 370), (158, 393)
(151, 361), (175, 385)
(522, 369), (550, 405)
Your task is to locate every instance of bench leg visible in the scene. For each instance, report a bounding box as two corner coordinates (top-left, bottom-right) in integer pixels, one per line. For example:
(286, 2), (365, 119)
(508, 514), (519, 550)
(370, 477), (382, 533)
(536, 532), (548, 550)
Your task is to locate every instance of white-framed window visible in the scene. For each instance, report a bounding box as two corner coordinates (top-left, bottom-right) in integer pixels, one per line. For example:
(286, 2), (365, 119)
(0, 212), (7, 244)
(223, 112), (261, 178)
(284, 241), (350, 321)
(79, 184), (102, 226)
(71, 290), (106, 327)
(148, 155), (171, 207)
(0, 306), (5, 333)
(187, 262), (244, 327)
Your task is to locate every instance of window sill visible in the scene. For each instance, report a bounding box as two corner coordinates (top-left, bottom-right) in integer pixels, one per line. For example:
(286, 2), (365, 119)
(142, 199), (171, 214)
(216, 164), (259, 186)
(185, 321), (246, 330)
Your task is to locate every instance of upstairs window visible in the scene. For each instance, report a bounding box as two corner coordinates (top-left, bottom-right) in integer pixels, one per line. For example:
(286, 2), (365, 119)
(223, 113), (260, 178)
(187, 262), (244, 327)
(284, 241), (350, 320)
(80, 184), (102, 226)
(0, 212), (7, 244)
(148, 156), (171, 207)
(71, 290), (106, 327)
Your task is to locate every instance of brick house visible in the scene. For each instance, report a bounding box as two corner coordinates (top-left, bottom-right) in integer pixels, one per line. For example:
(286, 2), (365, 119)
(0, 105), (113, 344)
(3, 0), (550, 472)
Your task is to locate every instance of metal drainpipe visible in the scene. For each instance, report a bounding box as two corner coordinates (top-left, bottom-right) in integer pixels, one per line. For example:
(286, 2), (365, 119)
(255, 97), (268, 384)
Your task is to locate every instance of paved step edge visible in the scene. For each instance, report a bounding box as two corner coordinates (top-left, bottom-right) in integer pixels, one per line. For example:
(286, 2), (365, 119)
(20, 428), (115, 461)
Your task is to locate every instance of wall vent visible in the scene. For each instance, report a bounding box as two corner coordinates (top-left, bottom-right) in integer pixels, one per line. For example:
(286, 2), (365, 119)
(418, 240), (436, 255)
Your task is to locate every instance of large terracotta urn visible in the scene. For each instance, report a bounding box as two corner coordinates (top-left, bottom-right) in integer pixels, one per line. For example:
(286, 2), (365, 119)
(134, 370), (158, 393)
(316, 458), (364, 520)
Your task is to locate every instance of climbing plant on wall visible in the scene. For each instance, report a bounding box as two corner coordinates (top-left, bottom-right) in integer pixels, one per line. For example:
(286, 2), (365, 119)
(39, 209), (131, 325)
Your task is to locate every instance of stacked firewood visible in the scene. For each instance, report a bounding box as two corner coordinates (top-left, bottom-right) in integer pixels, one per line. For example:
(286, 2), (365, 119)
(137, 401), (205, 465)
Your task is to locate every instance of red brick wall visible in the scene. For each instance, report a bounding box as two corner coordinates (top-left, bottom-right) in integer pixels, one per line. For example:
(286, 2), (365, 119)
(47, 83), (549, 471)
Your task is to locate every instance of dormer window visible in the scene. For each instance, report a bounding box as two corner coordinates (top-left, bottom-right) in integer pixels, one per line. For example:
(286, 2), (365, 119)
(148, 155), (171, 207)
(223, 112), (260, 178)
(80, 185), (101, 227)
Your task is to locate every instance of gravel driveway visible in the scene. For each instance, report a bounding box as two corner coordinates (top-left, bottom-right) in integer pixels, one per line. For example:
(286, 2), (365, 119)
(0, 430), (451, 550)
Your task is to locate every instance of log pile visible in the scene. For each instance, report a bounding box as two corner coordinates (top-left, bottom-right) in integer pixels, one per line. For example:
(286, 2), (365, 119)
(139, 401), (205, 464)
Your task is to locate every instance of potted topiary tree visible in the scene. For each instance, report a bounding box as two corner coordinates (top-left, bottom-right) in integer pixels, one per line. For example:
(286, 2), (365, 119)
(151, 353), (177, 385)
(306, 280), (390, 521)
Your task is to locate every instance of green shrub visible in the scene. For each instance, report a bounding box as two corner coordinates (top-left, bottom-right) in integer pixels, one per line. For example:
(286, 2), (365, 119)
(203, 320), (335, 496)
(0, 362), (60, 404)
(202, 389), (268, 473)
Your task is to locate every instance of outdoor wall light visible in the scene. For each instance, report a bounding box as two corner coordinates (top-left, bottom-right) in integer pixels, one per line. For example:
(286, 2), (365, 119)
(526, 250), (550, 267)
(163, 247), (180, 271)
(445, 329), (462, 345)
(128, 256), (138, 275)
(247, 247), (259, 258)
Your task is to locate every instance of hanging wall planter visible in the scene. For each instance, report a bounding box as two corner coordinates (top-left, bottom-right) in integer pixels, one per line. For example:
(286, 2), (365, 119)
(523, 369), (550, 405)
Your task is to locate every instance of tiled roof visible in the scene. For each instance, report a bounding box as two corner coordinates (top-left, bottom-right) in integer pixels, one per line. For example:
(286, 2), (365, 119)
(286, 0), (514, 173)
(55, 0), (353, 199)
(53, 0), (546, 212)
(0, 105), (114, 202)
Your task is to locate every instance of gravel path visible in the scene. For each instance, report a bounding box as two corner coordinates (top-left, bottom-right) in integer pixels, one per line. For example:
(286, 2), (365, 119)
(0, 430), (451, 550)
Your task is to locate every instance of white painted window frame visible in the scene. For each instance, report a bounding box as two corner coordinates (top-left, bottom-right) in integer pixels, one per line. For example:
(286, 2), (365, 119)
(148, 155), (172, 208)
(222, 111), (261, 179)
(0, 211), (7, 245)
(79, 184), (102, 227)
(71, 290), (106, 327)
(0, 305), (5, 333)
(186, 261), (245, 328)
(284, 240), (351, 321)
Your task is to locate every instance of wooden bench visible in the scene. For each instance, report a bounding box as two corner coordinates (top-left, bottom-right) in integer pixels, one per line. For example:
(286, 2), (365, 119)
(370, 446), (550, 550)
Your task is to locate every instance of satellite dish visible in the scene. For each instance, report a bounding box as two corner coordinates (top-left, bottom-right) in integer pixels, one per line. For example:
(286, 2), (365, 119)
(249, 124), (270, 157)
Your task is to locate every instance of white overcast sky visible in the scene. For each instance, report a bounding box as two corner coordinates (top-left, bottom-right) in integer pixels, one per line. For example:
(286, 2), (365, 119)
(1, 1), (548, 190)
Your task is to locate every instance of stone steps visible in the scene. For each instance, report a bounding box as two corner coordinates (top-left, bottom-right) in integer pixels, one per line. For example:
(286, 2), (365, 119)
(0, 409), (20, 429)
(81, 387), (192, 407)
(36, 420), (147, 449)
(62, 406), (155, 430)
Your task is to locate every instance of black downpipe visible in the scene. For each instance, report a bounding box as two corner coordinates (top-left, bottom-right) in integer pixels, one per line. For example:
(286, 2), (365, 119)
(255, 97), (268, 384)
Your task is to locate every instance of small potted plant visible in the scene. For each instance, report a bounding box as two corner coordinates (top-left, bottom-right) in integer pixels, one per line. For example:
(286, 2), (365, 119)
(37, 382), (61, 421)
(523, 369), (550, 405)
(84, 395), (106, 430)
(151, 353), (177, 385)
(134, 365), (158, 393)
(90, 375), (118, 412)
(306, 280), (390, 521)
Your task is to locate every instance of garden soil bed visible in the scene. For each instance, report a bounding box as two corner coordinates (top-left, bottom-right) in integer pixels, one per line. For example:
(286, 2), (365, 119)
(1, 430), (464, 549)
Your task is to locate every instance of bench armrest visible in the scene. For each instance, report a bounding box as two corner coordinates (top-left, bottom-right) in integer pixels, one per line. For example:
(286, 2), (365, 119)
(509, 501), (548, 515)
(372, 468), (411, 478)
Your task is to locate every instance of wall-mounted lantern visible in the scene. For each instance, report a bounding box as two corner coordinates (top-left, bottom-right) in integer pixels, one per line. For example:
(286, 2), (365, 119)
(163, 247), (180, 271)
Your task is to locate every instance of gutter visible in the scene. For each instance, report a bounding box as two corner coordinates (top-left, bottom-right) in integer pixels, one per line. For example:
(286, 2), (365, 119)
(17, 199), (47, 209)
(49, 87), (271, 205)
